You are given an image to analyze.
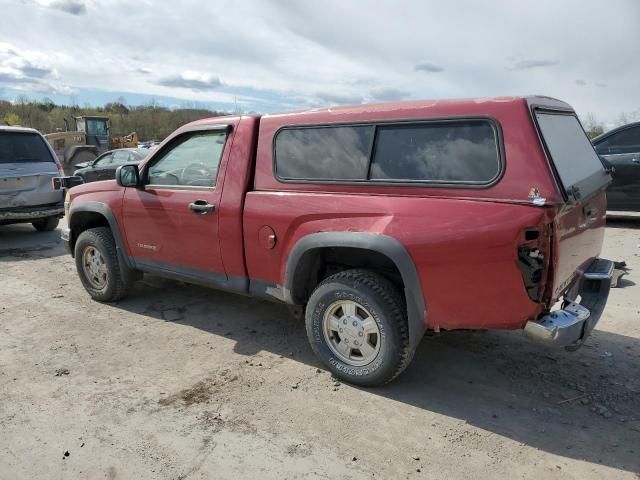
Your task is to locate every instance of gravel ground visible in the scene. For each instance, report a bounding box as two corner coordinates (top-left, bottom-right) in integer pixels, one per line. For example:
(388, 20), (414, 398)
(1, 218), (639, 479)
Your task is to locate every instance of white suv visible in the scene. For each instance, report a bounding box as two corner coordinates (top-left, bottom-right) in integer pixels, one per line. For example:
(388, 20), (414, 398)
(0, 126), (65, 232)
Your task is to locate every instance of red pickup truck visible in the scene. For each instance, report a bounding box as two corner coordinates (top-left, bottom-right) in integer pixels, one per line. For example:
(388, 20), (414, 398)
(62, 96), (614, 386)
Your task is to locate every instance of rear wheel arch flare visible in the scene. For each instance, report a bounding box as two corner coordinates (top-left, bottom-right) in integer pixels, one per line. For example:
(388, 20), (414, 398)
(284, 232), (426, 350)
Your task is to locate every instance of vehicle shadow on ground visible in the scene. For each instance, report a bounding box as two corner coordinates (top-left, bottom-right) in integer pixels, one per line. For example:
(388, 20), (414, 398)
(0, 224), (67, 262)
(607, 217), (640, 230)
(112, 275), (640, 474)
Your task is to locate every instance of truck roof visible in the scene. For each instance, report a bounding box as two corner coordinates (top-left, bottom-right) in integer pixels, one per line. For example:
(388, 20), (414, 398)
(181, 95), (573, 130)
(262, 95), (572, 120)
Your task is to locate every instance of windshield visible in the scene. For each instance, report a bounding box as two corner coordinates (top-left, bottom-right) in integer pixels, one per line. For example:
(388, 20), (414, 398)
(86, 119), (108, 136)
(0, 132), (55, 164)
(535, 112), (609, 200)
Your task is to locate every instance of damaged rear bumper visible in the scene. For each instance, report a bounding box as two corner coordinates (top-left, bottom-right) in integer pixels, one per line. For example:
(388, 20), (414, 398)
(523, 258), (613, 351)
(0, 203), (64, 222)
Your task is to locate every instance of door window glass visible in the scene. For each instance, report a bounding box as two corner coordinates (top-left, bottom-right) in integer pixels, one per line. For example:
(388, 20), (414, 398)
(94, 153), (114, 166)
(112, 151), (131, 165)
(598, 126), (640, 155)
(147, 131), (227, 187)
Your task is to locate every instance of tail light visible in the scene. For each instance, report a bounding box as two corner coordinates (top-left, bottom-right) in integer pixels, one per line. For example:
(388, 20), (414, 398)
(517, 227), (550, 302)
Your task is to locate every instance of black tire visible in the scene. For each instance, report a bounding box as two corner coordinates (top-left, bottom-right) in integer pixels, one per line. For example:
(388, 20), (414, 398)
(305, 269), (413, 386)
(74, 227), (135, 302)
(32, 217), (59, 232)
(65, 150), (96, 175)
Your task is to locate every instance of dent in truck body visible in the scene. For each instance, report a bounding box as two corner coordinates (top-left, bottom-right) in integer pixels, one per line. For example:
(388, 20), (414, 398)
(242, 191), (551, 333)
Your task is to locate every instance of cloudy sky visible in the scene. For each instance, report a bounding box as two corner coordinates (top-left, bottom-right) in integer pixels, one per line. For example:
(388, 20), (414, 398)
(1, 0), (639, 123)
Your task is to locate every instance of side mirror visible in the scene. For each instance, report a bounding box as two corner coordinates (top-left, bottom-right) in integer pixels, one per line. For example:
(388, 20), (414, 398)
(116, 164), (141, 187)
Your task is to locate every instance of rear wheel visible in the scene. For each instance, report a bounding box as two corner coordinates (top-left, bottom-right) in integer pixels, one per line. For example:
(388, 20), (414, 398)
(74, 227), (135, 302)
(305, 269), (412, 386)
(32, 217), (59, 232)
(65, 150), (96, 175)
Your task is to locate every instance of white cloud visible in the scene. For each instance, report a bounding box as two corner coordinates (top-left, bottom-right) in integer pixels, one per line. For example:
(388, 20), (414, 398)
(156, 71), (223, 91)
(0, 41), (75, 95)
(415, 63), (445, 73)
(0, 0), (638, 122)
(32, 0), (89, 15)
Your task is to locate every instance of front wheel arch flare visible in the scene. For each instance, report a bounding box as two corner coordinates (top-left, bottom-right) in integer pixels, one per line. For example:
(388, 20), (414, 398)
(68, 202), (134, 287)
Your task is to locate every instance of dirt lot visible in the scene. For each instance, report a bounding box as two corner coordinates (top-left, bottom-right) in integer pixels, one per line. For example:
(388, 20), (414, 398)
(1, 219), (639, 479)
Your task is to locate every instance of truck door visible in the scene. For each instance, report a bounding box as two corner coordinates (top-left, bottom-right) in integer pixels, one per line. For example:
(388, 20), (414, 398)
(594, 124), (640, 211)
(121, 125), (231, 282)
(89, 152), (113, 181)
(103, 150), (130, 180)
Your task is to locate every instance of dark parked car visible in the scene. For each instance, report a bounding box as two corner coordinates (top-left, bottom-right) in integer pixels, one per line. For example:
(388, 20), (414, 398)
(592, 121), (640, 211)
(73, 148), (147, 183)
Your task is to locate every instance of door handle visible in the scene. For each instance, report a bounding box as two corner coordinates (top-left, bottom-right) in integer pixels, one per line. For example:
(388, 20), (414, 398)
(188, 199), (215, 214)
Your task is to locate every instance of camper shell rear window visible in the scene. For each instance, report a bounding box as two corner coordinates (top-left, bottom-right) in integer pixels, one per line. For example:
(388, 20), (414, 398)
(534, 112), (610, 201)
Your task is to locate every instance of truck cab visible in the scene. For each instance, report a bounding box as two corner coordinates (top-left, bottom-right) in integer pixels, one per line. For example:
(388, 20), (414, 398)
(73, 116), (111, 154)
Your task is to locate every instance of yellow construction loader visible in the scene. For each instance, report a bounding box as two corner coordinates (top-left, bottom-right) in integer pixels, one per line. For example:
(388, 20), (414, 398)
(45, 116), (138, 174)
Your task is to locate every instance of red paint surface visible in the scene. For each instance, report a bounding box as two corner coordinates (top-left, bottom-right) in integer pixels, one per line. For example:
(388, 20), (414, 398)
(68, 96), (606, 332)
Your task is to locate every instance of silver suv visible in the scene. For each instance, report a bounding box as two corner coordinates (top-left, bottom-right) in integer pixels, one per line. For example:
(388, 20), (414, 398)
(0, 126), (65, 232)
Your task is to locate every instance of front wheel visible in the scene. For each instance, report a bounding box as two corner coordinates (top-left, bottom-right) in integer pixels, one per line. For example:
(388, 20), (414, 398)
(74, 227), (135, 302)
(305, 269), (413, 386)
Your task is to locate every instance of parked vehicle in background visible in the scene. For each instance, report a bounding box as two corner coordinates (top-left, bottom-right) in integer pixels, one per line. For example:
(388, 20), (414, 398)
(73, 148), (148, 183)
(0, 126), (64, 232)
(138, 140), (162, 149)
(592, 121), (640, 211)
(45, 116), (139, 175)
(61, 96), (614, 386)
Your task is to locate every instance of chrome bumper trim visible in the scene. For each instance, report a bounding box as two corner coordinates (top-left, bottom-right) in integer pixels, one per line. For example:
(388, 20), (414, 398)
(524, 258), (613, 351)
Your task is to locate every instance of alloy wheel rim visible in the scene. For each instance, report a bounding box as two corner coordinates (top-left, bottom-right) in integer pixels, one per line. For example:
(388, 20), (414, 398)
(322, 300), (381, 367)
(82, 246), (108, 289)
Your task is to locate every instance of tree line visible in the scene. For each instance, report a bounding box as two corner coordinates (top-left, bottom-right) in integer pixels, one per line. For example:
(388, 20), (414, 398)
(0, 96), (226, 141)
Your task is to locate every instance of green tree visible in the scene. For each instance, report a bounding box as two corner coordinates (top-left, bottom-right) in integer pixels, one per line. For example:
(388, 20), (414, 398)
(3, 112), (22, 126)
(581, 113), (605, 139)
(3, 96), (224, 139)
